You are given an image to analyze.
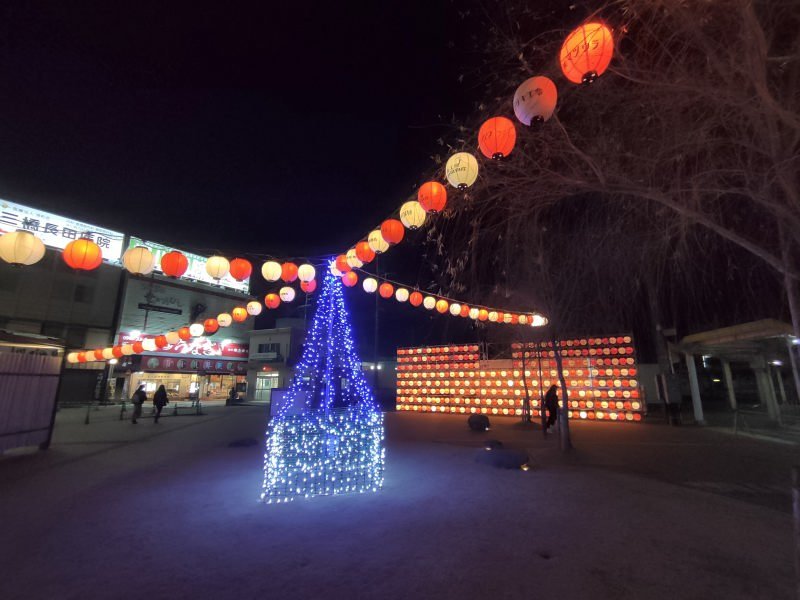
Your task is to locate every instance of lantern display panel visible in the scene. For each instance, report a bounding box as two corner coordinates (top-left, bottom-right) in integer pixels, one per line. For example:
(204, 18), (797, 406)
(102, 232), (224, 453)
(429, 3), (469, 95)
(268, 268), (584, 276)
(395, 335), (643, 423)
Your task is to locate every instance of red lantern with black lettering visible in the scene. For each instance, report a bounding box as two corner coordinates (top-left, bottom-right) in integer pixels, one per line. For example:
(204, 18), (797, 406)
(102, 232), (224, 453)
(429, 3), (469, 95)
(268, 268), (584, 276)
(62, 238), (102, 271)
(380, 219), (405, 245)
(355, 241), (375, 264)
(478, 116), (516, 159)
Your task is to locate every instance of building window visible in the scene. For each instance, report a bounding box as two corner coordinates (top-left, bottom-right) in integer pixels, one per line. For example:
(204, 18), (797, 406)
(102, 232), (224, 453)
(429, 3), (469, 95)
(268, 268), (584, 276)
(255, 373), (279, 403)
(257, 342), (281, 354)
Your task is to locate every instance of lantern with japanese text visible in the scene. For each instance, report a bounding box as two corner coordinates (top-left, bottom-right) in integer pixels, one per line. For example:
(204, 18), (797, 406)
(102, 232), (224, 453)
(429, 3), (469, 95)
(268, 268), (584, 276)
(122, 245), (155, 275)
(478, 116), (516, 159)
(297, 263), (316, 283)
(63, 238), (102, 271)
(206, 256), (230, 280)
(232, 307), (248, 322)
(346, 248), (363, 269)
(368, 229), (389, 254)
(445, 152), (479, 189)
(513, 76), (558, 125)
(246, 301), (262, 316)
(399, 201), (426, 230)
(380, 219), (404, 245)
(265, 293), (281, 309)
(217, 313), (232, 327)
(418, 181), (447, 213)
(229, 258), (252, 281)
(560, 22), (614, 84)
(279, 286), (296, 302)
(261, 260), (282, 282)
(161, 251), (189, 278)
(0, 230), (45, 266)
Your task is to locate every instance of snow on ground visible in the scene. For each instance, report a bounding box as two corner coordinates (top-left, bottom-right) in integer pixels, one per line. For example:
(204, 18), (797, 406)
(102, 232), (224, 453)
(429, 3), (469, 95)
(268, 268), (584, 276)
(0, 406), (794, 600)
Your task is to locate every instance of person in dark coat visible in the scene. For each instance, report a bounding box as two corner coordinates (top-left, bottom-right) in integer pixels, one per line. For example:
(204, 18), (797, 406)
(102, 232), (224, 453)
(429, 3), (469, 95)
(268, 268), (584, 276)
(131, 384), (146, 424)
(153, 385), (168, 423)
(544, 384), (559, 432)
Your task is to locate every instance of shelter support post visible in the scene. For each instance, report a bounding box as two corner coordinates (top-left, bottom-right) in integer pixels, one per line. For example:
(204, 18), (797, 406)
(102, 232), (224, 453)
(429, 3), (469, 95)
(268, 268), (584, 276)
(721, 360), (737, 411)
(685, 353), (705, 425)
(787, 338), (800, 404)
(753, 364), (780, 423)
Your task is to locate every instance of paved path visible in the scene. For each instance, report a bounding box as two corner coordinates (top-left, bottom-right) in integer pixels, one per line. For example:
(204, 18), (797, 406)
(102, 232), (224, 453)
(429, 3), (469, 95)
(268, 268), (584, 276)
(0, 407), (796, 599)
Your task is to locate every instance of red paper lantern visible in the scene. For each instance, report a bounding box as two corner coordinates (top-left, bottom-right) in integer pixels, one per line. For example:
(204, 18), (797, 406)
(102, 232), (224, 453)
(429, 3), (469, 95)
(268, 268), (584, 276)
(301, 279), (317, 293)
(132, 341), (145, 353)
(342, 271), (358, 287)
(155, 335), (168, 348)
(418, 181), (447, 213)
(560, 22), (614, 84)
(496, 311), (505, 323)
(281, 262), (298, 282)
(265, 293), (281, 309)
(380, 219), (405, 245)
(460, 305), (470, 317)
(231, 307), (248, 322)
(229, 258), (252, 281)
(112, 346), (124, 358)
(478, 116), (516, 159)
(435, 299), (449, 314)
(379, 283), (394, 299)
(335, 254), (351, 274)
(478, 309), (489, 321)
(93, 349), (105, 361)
(203, 318), (219, 334)
(355, 241), (375, 264)
(62, 238), (102, 271)
(77, 352), (87, 363)
(178, 327), (192, 341)
(161, 251), (189, 278)
(409, 291), (423, 307)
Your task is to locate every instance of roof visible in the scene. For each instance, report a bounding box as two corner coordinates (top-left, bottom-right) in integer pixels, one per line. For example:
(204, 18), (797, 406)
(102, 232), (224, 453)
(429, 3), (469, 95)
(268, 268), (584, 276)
(679, 319), (795, 363)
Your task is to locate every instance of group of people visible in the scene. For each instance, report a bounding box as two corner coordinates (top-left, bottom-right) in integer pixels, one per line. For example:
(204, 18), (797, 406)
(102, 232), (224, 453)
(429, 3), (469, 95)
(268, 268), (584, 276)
(129, 384), (169, 424)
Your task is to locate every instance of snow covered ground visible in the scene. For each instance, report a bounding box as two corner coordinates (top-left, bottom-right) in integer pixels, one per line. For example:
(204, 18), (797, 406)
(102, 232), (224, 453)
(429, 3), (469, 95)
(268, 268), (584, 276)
(0, 406), (795, 599)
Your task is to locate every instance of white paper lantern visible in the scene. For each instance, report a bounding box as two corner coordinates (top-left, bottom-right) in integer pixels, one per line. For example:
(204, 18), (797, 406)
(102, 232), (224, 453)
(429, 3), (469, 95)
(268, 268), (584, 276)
(279, 286), (296, 302)
(121, 344), (135, 356)
(445, 152), (479, 189)
(165, 331), (180, 345)
(367, 229), (389, 254)
(122, 246), (156, 275)
(363, 277), (378, 293)
(518, 314), (528, 325)
(345, 248), (363, 269)
(0, 230), (46, 266)
(399, 201), (426, 230)
(513, 76), (558, 125)
(217, 313), (232, 327)
(206, 256), (230, 280)
(531, 314), (547, 327)
(449, 303), (462, 316)
(503, 313), (513, 324)
(395, 288), (409, 302)
(189, 323), (204, 337)
(423, 296), (436, 310)
(297, 264), (316, 283)
(261, 260), (282, 282)
(246, 301), (262, 316)
(66, 352), (79, 363)
(469, 307), (480, 320)
(488, 311), (498, 322)
(102, 347), (115, 360)
(142, 338), (157, 352)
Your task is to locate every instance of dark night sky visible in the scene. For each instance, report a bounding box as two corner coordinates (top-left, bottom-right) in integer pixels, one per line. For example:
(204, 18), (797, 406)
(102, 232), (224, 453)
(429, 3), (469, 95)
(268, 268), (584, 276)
(0, 1), (467, 257)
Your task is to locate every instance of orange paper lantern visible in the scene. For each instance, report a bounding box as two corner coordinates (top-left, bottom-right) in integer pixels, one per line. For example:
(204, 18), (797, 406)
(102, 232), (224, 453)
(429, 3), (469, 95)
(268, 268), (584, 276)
(335, 254), (351, 274)
(112, 346), (124, 359)
(204, 318), (219, 334)
(478, 116), (516, 159)
(132, 341), (145, 353)
(93, 349), (105, 361)
(435, 299), (449, 314)
(560, 22), (614, 84)
(380, 219), (405, 245)
(178, 327), (192, 341)
(265, 293), (281, 309)
(478, 309), (489, 321)
(62, 238), (102, 271)
(342, 271), (358, 287)
(161, 251), (188, 278)
(229, 258), (252, 281)
(155, 335), (168, 348)
(355, 241), (375, 264)
(460, 304), (470, 317)
(418, 181), (447, 213)
(301, 279), (317, 293)
(232, 307), (248, 322)
(281, 262), (298, 282)
(379, 282), (394, 299)
(409, 291), (423, 307)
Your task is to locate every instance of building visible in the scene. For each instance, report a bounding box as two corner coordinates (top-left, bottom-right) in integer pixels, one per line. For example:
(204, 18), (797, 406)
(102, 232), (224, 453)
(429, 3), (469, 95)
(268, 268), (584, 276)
(246, 319), (306, 405)
(0, 197), (255, 405)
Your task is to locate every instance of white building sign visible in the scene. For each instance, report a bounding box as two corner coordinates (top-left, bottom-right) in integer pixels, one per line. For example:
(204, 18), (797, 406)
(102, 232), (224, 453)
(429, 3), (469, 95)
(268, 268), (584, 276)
(0, 198), (125, 262)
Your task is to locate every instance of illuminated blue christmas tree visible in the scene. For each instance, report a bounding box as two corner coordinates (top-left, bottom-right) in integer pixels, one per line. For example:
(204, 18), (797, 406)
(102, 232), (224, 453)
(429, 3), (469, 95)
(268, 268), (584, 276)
(261, 265), (385, 503)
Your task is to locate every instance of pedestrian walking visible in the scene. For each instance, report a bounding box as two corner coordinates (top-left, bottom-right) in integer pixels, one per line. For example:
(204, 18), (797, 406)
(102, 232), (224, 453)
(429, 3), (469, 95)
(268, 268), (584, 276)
(153, 384), (168, 423)
(544, 384), (559, 432)
(130, 384), (146, 424)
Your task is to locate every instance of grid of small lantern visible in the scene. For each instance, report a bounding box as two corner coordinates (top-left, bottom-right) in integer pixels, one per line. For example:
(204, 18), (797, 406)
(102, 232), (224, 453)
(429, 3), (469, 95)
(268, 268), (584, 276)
(395, 336), (644, 423)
